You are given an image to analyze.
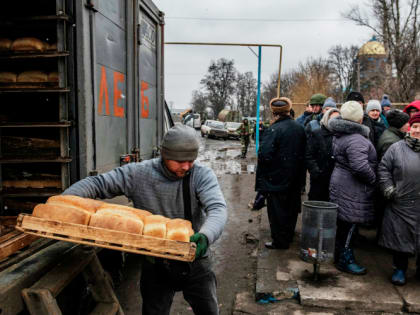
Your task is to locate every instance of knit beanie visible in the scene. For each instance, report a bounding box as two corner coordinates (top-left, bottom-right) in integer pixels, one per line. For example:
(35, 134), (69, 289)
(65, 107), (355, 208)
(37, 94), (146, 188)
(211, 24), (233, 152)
(366, 100), (382, 114)
(322, 97), (337, 110)
(309, 93), (327, 105)
(381, 94), (391, 108)
(346, 91), (365, 104)
(386, 109), (409, 129)
(161, 124), (199, 161)
(341, 101), (364, 123)
(409, 112), (420, 126)
(270, 97), (292, 114)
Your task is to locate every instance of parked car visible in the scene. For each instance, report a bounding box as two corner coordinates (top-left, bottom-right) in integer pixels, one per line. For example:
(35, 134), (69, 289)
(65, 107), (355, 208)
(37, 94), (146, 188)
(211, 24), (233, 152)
(224, 122), (242, 140)
(201, 120), (228, 139)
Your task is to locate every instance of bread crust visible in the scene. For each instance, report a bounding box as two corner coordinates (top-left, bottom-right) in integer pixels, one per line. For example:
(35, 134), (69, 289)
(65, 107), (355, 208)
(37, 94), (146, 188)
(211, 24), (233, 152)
(97, 204), (151, 221)
(166, 219), (194, 242)
(17, 71), (48, 83)
(0, 38), (12, 51)
(11, 37), (45, 51)
(143, 215), (169, 238)
(47, 195), (104, 213)
(0, 72), (17, 83)
(32, 203), (91, 225)
(89, 211), (144, 234)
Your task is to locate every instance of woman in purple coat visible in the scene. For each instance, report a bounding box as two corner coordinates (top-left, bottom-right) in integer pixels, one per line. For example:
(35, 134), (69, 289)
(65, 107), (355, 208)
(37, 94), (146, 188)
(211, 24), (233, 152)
(328, 101), (377, 275)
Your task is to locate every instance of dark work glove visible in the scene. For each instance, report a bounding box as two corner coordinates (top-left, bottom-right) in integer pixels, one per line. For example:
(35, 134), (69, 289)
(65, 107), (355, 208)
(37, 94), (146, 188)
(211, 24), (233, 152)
(190, 233), (208, 259)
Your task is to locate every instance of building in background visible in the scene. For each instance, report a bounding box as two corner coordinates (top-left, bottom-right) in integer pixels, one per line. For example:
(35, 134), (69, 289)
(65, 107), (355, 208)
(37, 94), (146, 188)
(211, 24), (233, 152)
(354, 37), (391, 100)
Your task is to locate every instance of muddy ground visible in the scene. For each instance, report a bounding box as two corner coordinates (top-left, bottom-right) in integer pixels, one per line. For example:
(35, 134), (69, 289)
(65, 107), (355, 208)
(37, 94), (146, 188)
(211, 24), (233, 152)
(115, 133), (261, 315)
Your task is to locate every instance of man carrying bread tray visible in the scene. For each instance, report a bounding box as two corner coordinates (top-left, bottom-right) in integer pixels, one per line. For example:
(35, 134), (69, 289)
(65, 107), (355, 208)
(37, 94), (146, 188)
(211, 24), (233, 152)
(63, 124), (227, 315)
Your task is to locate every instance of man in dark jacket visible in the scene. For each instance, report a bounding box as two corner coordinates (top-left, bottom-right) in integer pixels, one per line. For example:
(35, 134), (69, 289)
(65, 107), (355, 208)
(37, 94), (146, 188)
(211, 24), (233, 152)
(296, 103), (313, 126)
(255, 97), (306, 249)
(305, 108), (340, 201)
(377, 109), (409, 160)
(346, 91), (376, 144)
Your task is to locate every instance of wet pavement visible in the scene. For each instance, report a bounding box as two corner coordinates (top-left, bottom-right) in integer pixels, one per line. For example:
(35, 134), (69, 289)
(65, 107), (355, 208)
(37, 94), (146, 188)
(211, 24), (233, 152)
(197, 132), (257, 176)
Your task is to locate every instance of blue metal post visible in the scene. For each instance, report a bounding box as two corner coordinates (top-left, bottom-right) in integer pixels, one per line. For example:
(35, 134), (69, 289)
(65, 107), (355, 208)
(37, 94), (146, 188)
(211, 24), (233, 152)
(255, 46), (262, 154)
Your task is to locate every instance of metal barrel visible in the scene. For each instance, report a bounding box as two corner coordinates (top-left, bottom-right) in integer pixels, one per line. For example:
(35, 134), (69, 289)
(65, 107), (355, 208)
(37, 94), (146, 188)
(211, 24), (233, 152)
(300, 201), (338, 264)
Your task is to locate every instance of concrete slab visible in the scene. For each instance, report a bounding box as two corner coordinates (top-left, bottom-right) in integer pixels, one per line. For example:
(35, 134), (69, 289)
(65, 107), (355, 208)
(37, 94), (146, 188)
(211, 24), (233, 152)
(257, 209), (408, 313)
(395, 267), (420, 313)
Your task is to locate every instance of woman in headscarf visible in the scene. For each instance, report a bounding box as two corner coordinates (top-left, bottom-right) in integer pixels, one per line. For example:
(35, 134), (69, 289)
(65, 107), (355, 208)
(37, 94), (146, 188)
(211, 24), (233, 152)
(328, 101), (377, 275)
(305, 108), (340, 201)
(378, 112), (420, 285)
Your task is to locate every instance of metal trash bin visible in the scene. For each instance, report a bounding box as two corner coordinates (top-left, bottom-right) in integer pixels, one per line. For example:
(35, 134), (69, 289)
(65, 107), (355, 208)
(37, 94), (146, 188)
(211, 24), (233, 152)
(300, 201), (338, 278)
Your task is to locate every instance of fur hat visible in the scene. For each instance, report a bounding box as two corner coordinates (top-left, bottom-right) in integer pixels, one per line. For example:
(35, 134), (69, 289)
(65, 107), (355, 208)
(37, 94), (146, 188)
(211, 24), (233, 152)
(340, 101), (364, 123)
(161, 124), (199, 161)
(409, 112), (420, 126)
(270, 97), (292, 114)
(381, 95), (391, 108)
(386, 109), (409, 129)
(346, 91), (365, 104)
(309, 93), (327, 105)
(322, 97), (337, 110)
(366, 100), (382, 114)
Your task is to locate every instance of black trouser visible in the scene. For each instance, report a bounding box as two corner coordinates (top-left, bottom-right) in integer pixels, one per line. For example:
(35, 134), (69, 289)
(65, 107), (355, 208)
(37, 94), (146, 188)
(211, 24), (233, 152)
(392, 251), (420, 271)
(140, 257), (218, 315)
(266, 192), (300, 247)
(335, 219), (356, 249)
(308, 176), (330, 201)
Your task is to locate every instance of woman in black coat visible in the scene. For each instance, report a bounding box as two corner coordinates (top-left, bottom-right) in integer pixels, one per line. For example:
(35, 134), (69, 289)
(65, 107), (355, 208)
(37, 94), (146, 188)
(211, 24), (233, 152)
(378, 112), (420, 285)
(305, 108), (340, 201)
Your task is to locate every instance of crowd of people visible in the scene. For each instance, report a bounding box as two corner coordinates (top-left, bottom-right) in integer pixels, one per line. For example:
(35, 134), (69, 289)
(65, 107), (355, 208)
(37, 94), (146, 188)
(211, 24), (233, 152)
(255, 91), (420, 286)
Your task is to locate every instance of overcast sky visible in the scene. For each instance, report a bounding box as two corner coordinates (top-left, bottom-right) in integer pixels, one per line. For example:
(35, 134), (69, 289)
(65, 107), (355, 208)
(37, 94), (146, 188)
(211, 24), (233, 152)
(153, 0), (373, 109)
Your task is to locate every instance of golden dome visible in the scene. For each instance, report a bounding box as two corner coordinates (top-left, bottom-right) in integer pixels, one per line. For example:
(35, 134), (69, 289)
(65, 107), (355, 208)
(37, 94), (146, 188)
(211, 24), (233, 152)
(358, 38), (386, 56)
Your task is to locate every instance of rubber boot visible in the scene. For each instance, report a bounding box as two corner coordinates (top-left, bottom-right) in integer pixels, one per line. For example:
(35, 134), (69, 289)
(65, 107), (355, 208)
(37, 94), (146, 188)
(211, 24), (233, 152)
(335, 248), (367, 275)
(391, 269), (406, 286)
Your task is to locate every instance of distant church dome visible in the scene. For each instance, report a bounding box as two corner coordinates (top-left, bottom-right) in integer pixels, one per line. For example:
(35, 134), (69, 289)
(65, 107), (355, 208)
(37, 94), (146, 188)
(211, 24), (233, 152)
(358, 36), (386, 56)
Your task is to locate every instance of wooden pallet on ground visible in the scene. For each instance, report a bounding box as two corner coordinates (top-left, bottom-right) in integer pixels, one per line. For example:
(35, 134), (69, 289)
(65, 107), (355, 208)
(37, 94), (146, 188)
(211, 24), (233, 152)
(22, 245), (123, 315)
(16, 214), (196, 262)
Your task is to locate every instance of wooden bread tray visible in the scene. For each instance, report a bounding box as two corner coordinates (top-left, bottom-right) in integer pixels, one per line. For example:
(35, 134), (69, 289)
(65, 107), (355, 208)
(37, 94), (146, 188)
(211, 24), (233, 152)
(15, 214), (196, 262)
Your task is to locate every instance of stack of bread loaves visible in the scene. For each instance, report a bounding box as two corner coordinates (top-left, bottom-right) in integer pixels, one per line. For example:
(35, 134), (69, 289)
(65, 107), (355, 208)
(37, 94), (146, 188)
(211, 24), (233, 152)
(32, 195), (194, 242)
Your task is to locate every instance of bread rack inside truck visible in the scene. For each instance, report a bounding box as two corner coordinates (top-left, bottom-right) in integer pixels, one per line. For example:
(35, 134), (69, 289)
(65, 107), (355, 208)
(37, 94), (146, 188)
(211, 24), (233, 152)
(0, 0), (170, 313)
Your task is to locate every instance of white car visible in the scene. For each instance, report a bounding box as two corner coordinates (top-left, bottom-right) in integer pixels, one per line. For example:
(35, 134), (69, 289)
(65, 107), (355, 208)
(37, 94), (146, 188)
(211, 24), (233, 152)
(201, 120), (228, 139)
(224, 122), (241, 140)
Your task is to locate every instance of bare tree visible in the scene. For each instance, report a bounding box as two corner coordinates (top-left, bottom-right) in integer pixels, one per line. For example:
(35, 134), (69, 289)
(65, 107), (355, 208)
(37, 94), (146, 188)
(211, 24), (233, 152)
(236, 71), (257, 116)
(200, 58), (237, 117)
(328, 45), (359, 102)
(290, 57), (334, 102)
(191, 89), (209, 114)
(344, 0), (420, 101)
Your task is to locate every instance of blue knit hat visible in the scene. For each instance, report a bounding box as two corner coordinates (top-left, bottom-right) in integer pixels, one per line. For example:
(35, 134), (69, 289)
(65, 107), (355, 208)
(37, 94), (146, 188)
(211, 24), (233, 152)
(381, 95), (391, 108)
(322, 97), (337, 110)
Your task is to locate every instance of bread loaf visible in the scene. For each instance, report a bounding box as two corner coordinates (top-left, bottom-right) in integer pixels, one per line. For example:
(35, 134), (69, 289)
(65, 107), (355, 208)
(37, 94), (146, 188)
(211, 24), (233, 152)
(0, 72), (17, 83)
(143, 215), (170, 238)
(97, 204), (152, 221)
(166, 219), (194, 242)
(48, 72), (59, 82)
(47, 195), (104, 213)
(89, 210), (144, 234)
(46, 43), (57, 51)
(0, 38), (12, 51)
(17, 71), (48, 83)
(11, 37), (45, 51)
(32, 203), (91, 225)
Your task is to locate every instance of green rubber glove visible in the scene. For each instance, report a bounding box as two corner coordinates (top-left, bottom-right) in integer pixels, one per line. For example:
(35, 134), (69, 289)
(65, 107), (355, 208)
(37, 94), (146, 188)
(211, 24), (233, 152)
(190, 233), (208, 259)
